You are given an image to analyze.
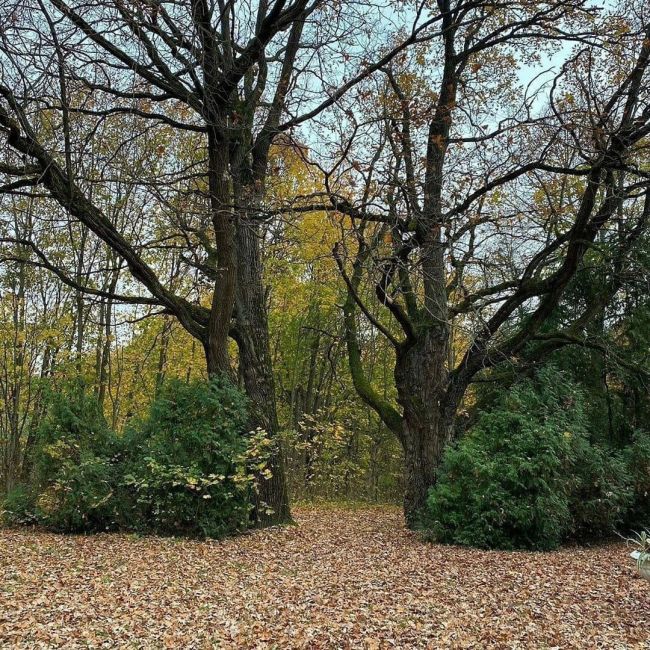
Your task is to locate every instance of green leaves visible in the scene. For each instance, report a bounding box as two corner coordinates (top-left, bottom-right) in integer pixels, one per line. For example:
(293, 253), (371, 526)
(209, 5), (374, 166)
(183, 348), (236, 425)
(16, 378), (275, 539)
(424, 368), (637, 550)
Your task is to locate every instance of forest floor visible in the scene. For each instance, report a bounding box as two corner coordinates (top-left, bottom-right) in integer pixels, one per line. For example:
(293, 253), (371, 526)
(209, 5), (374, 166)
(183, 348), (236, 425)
(0, 506), (648, 649)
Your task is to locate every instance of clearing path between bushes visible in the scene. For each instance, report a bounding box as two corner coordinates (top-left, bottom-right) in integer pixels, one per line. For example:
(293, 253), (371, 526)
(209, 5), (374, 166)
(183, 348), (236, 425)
(0, 506), (648, 649)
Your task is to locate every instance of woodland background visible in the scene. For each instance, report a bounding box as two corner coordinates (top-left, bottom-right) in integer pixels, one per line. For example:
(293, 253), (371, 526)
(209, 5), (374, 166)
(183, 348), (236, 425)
(0, 0), (648, 550)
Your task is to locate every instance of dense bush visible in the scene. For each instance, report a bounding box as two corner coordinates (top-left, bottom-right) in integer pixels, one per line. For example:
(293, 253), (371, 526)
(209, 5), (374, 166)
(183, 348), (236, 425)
(1, 378), (265, 539)
(32, 383), (115, 485)
(28, 384), (119, 532)
(624, 430), (650, 528)
(424, 378), (575, 550)
(1, 485), (37, 526)
(567, 437), (632, 539)
(36, 454), (119, 532)
(425, 368), (638, 550)
(121, 377), (265, 538)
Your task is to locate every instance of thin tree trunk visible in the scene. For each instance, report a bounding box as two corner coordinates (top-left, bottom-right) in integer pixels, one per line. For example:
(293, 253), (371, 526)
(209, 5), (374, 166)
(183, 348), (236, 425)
(20, 345), (54, 483)
(97, 266), (118, 408)
(155, 317), (172, 396)
(5, 237), (28, 491)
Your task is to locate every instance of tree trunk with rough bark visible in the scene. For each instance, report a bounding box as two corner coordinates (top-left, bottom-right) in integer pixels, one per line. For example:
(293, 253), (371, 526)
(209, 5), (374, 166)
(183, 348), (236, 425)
(235, 213), (291, 525)
(395, 326), (450, 526)
(204, 127), (238, 377)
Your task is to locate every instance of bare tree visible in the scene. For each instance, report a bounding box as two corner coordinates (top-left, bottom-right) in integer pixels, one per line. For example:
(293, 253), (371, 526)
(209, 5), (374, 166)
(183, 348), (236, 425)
(0, 0), (443, 522)
(285, 0), (650, 523)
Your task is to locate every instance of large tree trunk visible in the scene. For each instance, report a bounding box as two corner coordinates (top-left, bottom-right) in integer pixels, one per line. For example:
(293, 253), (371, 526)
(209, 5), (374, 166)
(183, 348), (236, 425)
(395, 326), (450, 527)
(235, 215), (291, 526)
(204, 126), (238, 376)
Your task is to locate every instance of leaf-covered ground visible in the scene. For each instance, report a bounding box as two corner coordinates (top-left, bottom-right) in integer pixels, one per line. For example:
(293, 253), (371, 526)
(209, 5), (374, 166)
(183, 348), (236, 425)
(1, 506), (648, 648)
